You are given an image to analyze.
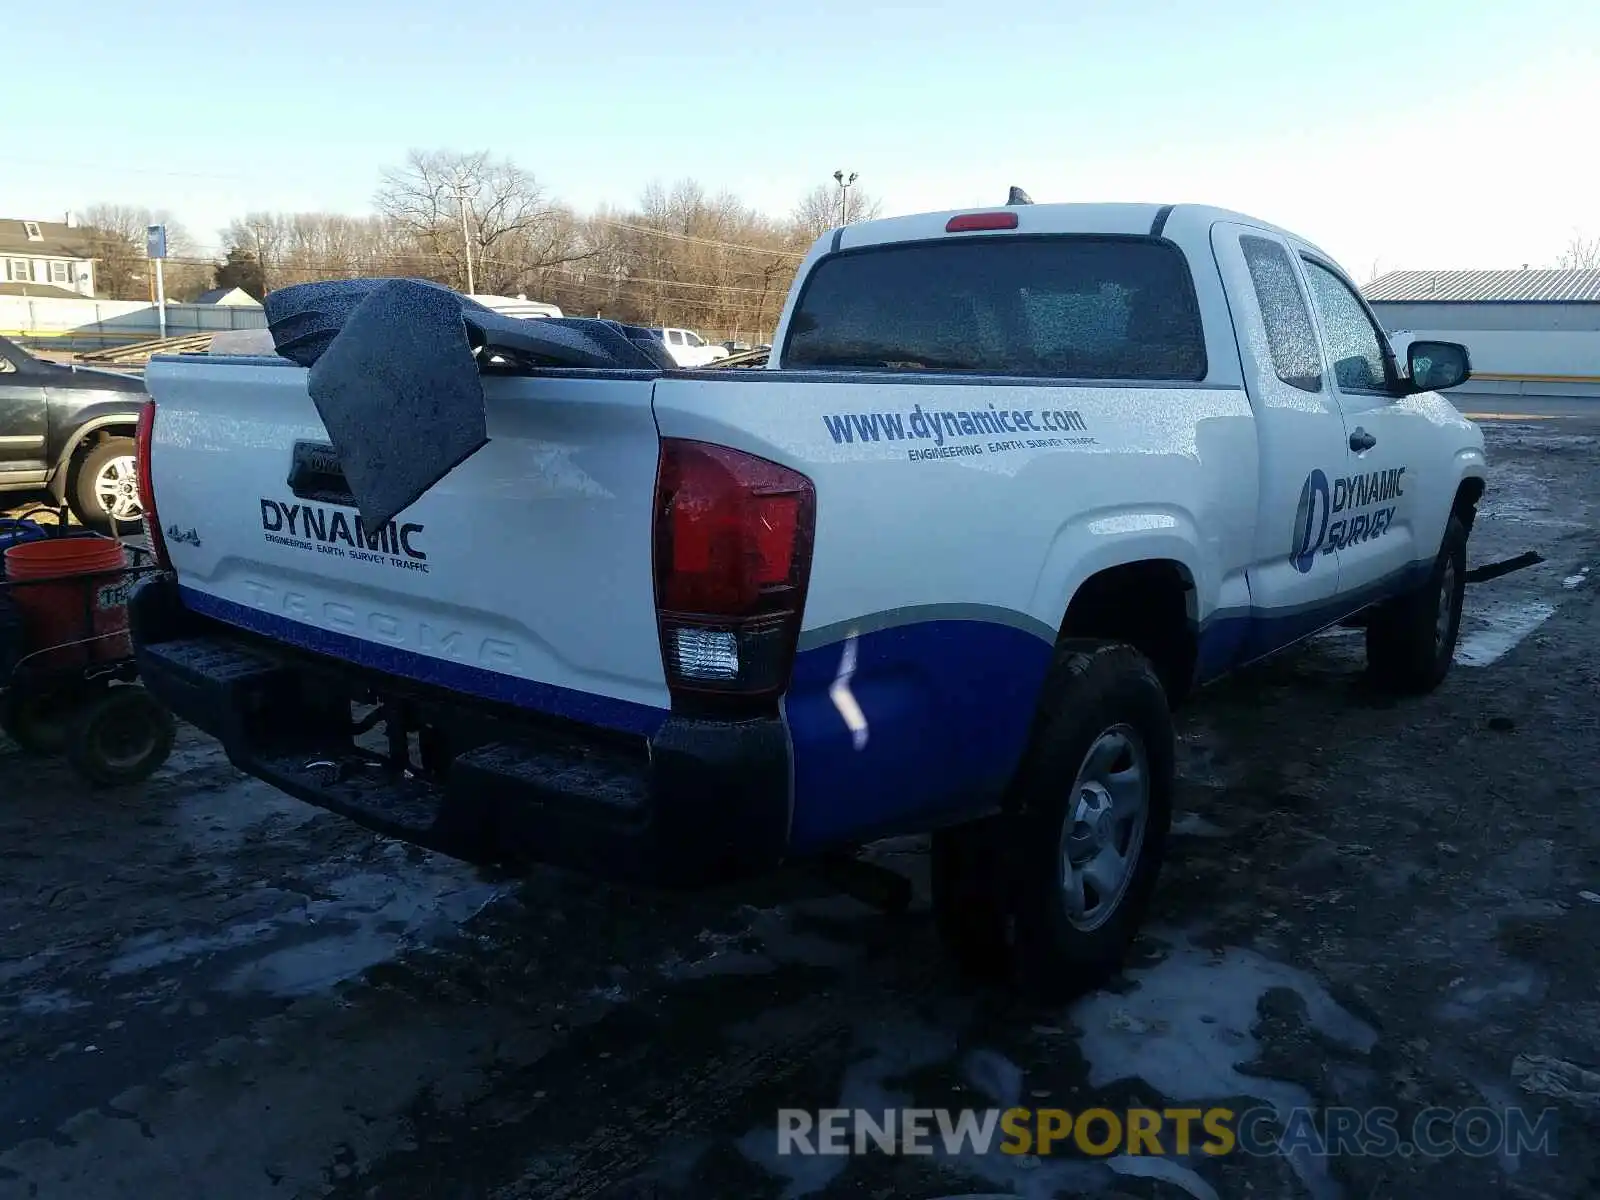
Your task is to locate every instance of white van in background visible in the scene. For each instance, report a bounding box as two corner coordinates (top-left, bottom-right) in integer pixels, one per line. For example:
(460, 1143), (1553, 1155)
(469, 294), (564, 319)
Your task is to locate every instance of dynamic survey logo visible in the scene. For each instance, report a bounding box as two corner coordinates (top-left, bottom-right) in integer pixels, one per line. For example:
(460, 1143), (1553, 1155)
(1290, 466), (1407, 574)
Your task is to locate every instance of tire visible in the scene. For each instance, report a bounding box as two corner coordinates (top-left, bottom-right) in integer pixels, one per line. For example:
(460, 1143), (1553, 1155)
(0, 684), (87, 757)
(70, 436), (144, 533)
(1365, 514), (1468, 696)
(65, 684), (176, 787)
(930, 639), (1175, 1002)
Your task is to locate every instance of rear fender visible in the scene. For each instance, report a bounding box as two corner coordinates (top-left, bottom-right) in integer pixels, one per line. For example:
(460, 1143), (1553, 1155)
(48, 414), (138, 500)
(1029, 507), (1208, 633)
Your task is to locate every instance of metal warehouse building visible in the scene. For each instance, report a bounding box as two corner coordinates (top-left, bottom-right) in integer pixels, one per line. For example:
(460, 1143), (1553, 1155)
(1365, 269), (1600, 403)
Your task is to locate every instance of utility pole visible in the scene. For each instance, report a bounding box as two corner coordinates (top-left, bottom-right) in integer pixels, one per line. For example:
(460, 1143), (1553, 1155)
(450, 177), (478, 295)
(833, 170), (858, 227)
(250, 223), (269, 296)
(146, 224), (168, 339)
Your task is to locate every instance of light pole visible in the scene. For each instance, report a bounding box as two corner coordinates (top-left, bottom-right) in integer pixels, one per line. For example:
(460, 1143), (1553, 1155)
(450, 177), (478, 294)
(833, 170), (858, 227)
(250, 223), (269, 295)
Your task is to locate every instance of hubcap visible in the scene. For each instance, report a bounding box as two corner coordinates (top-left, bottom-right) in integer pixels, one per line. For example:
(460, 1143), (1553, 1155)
(1436, 557), (1457, 647)
(93, 455), (143, 523)
(94, 705), (157, 771)
(1060, 724), (1150, 932)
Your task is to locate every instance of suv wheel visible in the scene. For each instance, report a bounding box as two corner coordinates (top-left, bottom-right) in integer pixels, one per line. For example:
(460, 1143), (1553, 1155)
(71, 437), (143, 532)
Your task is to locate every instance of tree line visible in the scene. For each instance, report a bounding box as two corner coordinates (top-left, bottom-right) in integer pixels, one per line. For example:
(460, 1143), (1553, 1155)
(75, 150), (881, 343)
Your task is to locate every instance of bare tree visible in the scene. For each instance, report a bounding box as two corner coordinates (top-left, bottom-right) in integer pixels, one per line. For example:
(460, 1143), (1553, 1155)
(78, 203), (198, 301)
(792, 183), (882, 242)
(1558, 231), (1600, 269)
(198, 167), (863, 340)
(374, 149), (588, 293)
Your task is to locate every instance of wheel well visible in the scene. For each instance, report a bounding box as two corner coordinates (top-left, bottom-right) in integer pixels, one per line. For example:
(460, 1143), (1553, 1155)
(1059, 560), (1196, 704)
(76, 424), (137, 458)
(1452, 477), (1486, 530)
(51, 424), (138, 503)
(66, 424), (137, 477)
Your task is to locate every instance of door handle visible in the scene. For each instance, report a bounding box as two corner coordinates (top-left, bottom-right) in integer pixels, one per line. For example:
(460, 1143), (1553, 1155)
(1349, 428), (1377, 452)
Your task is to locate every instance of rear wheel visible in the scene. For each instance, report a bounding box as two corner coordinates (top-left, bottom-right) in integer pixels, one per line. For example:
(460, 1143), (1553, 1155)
(1366, 514), (1468, 695)
(71, 437), (143, 533)
(930, 639), (1175, 1001)
(66, 685), (176, 787)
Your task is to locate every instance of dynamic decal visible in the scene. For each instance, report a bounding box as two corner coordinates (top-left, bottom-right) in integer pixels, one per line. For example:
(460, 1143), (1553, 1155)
(1291, 467), (1406, 573)
(820, 402), (1096, 459)
(259, 499), (429, 574)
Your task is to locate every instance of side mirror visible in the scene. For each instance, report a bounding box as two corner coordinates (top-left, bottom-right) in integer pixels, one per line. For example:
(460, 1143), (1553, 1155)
(1407, 340), (1471, 392)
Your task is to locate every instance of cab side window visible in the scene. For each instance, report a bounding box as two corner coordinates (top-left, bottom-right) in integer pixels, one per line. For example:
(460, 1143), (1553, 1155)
(1301, 259), (1389, 393)
(1240, 235), (1321, 393)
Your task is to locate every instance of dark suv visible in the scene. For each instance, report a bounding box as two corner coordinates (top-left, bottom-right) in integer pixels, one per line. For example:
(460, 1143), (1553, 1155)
(0, 335), (149, 529)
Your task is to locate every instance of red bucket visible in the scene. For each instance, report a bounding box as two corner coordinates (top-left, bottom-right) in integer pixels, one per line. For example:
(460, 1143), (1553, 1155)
(3, 536), (132, 670)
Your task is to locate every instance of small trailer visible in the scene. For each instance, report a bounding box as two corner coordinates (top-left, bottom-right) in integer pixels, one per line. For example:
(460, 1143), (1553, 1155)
(0, 506), (175, 785)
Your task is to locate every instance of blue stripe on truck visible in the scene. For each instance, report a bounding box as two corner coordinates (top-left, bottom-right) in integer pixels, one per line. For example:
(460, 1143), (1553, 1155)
(779, 566), (1431, 851)
(177, 586), (672, 738)
(784, 619), (1057, 851)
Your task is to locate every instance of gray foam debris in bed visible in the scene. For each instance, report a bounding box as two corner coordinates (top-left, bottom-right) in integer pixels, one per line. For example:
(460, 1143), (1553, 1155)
(262, 276), (677, 530)
(304, 279), (489, 532)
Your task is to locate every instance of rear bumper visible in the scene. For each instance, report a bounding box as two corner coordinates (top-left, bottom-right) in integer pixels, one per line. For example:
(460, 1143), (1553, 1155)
(128, 574), (794, 887)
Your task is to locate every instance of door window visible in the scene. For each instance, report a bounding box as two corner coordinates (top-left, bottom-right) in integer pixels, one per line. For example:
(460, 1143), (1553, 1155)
(1240, 236), (1321, 393)
(1301, 259), (1389, 393)
(668, 330), (684, 345)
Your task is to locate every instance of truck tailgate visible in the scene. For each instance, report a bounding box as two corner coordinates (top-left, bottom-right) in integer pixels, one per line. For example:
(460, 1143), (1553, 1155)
(144, 358), (671, 735)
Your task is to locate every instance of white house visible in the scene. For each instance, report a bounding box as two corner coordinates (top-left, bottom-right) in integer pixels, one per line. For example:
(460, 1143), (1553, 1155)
(0, 216), (96, 298)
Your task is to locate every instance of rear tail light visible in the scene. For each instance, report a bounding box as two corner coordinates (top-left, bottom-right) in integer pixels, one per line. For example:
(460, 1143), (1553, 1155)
(653, 439), (815, 700)
(134, 399), (170, 569)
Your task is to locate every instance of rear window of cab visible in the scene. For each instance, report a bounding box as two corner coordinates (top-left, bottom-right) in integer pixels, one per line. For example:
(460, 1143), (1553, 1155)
(783, 235), (1207, 381)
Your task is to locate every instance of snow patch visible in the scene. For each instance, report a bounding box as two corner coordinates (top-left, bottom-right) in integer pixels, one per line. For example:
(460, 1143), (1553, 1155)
(1073, 933), (1376, 1200)
(1454, 601), (1556, 667)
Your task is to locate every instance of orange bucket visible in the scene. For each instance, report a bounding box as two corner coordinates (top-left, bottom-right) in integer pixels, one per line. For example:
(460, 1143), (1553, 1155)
(3, 536), (132, 670)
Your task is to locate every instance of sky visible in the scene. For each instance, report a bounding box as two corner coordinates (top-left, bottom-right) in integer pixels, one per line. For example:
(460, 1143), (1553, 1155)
(7, 0), (1598, 278)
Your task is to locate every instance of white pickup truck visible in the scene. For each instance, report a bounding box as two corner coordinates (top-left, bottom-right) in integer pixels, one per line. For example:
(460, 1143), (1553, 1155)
(128, 201), (1486, 998)
(649, 326), (731, 368)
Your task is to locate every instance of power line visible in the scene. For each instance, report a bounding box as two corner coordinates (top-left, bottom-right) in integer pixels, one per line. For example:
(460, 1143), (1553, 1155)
(588, 218), (806, 260)
(10, 157), (264, 183)
(163, 248), (800, 297)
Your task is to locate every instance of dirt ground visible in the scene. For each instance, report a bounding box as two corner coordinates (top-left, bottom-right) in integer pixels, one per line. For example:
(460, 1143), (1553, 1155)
(3, 411), (1598, 1200)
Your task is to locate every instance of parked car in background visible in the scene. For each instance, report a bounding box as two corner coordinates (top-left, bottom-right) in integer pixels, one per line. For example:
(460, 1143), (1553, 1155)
(648, 327), (730, 368)
(0, 334), (149, 529)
